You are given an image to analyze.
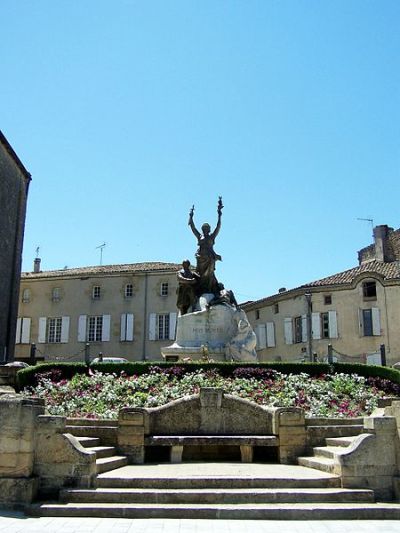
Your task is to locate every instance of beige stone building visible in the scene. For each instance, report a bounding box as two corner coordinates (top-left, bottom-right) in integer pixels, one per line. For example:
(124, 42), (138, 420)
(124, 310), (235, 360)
(15, 261), (181, 362)
(243, 225), (400, 366)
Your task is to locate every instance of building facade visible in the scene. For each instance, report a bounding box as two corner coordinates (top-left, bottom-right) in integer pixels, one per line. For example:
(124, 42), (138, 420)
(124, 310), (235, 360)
(243, 225), (400, 366)
(0, 131), (31, 363)
(15, 261), (181, 362)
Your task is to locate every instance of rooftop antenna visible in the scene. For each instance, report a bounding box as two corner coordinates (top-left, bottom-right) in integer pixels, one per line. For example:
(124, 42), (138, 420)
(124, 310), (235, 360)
(96, 242), (106, 266)
(357, 218), (374, 237)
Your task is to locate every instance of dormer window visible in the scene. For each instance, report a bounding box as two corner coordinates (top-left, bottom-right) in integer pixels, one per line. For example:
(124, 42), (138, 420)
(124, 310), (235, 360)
(22, 288), (31, 303)
(52, 287), (61, 302)
(363, 281), (377, 299)
(125, 283), (133, 298)
(92, 286), (101, 300)
(160, 282), (169, 297)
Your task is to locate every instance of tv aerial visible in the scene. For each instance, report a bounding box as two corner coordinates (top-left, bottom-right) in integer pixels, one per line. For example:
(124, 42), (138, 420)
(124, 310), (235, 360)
(96, 242), (106, 266)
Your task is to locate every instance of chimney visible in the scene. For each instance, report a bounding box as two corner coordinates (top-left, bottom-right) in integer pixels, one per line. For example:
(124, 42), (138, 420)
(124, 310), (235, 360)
(33, 257), (41, 273)
(278, 287), (287, 293)
(373, 225), (391, 262)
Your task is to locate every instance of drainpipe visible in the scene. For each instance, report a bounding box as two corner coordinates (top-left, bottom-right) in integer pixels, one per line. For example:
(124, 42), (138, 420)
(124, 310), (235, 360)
(142, 272), (148, 361)
(305, 293), (313, 361)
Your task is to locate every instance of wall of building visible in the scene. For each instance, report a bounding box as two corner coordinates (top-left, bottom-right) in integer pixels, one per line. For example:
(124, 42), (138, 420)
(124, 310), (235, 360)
(246, 276), (400, 365)
(0, 134), (30, 362)
(15, 267), (179, 362)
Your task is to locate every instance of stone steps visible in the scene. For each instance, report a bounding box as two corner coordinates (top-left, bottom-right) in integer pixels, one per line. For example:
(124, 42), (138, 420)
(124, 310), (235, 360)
(297, 456), (336, 474)
(325, 436), (358, 447)
(76, 436), (100, 448)
(306, 424), (364, 447)
(29, 502), (400, 520)
(95, 456), (128, 475)
(60, 487), (374, 504)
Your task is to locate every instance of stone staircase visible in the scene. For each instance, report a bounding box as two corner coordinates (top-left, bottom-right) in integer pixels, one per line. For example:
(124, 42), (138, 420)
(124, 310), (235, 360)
(27, 418), (400, 519)
(66, 418), (128, 475)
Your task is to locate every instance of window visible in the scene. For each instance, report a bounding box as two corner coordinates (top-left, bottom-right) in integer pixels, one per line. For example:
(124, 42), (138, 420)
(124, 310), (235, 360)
(120, 313), (134, 341)
(255, 309), (260, 320)
(158, 314), (170, 340)
(321, 312), (329, 339)
(78, 315), (110, 342)
(160, 282), (169, 296)
(294, 316), (303, 343)
(22, 289), (31, 303)
(149, 313), (176, 341)
(324, 295), (332, 305)
(48, 317), (62, 343)
(52, 287), (61, 302)
(92, 286), (101, 299)
(312, 311), (338, 340)
(360, 308), (381, 337)
(88, 316), (103, 341)
(274, 303), (279, 314)
(125, 283), (133, 298)
(363, 281), (377, 299)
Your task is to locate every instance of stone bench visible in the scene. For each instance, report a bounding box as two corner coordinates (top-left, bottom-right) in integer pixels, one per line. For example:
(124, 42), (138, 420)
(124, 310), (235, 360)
(144, 435), (279, 463)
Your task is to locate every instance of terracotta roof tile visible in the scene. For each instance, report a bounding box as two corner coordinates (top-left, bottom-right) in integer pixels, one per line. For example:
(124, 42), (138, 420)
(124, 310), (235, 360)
(22, 261), (181, 279)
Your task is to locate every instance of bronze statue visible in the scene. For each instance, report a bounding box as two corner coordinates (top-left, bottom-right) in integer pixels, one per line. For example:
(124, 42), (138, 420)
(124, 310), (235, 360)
(209, 282), (239, 309)
(188, 197), (223, 295)
(176, 260), (200, 315)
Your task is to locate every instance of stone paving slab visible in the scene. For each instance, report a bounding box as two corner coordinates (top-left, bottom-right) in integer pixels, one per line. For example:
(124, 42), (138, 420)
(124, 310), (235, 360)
(1, 514), (400, 533)
(97, 462), (338, 480)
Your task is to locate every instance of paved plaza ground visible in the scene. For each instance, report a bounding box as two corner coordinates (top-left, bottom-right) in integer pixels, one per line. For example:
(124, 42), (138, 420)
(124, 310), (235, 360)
(0, 513), (400, 533)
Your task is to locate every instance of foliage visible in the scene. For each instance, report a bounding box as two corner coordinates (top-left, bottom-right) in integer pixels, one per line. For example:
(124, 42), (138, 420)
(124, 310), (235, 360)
(22, 365), (394, 420)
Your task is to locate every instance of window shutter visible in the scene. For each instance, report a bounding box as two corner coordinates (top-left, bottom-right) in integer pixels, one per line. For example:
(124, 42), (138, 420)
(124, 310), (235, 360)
(21, 318), (32, 344)
(266, 322), (276, 347)
(61, 316), (70, 343)
(169, 312), (177, 340)
(358, 308), (364, 336)
(16, 318), (22, 344)
(102, 315), (111, 342)
(149, 313), (157, 340)
(372, 307), (381, 336)
(38, 317), (46, 344)
(301, 314), (308, 342)
(312, 313), (321, 340)
(328, 311), (338, 339)
(256, 324), (267, 349)
(126, 313), (134, 341)
(120, 314), (127, 341)
(78, 315), (87, 342)
(284, 318), (293, 345)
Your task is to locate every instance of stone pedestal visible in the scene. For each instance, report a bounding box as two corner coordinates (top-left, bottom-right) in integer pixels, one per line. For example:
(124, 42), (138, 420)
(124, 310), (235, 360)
(162, 300), (258, 362)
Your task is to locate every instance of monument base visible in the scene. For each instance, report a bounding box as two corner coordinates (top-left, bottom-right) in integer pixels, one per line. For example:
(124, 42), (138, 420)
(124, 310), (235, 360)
(161, 298), (258, 362)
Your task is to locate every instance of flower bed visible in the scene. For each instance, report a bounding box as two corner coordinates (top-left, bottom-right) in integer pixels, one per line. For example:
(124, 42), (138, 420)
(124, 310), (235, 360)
(23, 366), (397, 420)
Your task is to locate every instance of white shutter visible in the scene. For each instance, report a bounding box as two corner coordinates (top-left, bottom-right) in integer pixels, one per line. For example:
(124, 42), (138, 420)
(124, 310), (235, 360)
(78, 315), (87, 342)
(61, 316), (70, 343)
(169, 312), (177, 340)
(102, 315), (111, 342)
(16, 318), (22, 344)
(328, 311), (338, 339)
(284, 318), (293, 345)
(38, 317), (46, 343)
(301, 314), (308, 342)
(21, 317), (31, 344)
(256, 324), (267, 349)
(120, 314), (127, 341)
(121, 314), (134, 341)
(149, 313), (157, 340)
(312, 313), (321, 340)
(372, 307), (381, 336)
(126, 313), (134, 341)
(266, 322), (276, 347)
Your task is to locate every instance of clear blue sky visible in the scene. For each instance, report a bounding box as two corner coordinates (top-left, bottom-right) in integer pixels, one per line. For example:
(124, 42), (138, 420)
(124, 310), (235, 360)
(2, 0), (399, 302)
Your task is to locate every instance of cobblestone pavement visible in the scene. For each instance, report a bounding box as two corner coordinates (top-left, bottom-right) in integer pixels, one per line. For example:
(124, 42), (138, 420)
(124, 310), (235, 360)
(0, 512), (399, 533)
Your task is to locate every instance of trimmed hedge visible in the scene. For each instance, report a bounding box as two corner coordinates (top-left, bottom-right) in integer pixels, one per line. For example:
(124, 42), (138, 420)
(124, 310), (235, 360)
(16, 359), (400, 390)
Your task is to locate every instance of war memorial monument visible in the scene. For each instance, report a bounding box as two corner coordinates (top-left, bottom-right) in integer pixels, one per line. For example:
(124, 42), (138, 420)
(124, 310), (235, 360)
(162, 198), (258, 362)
